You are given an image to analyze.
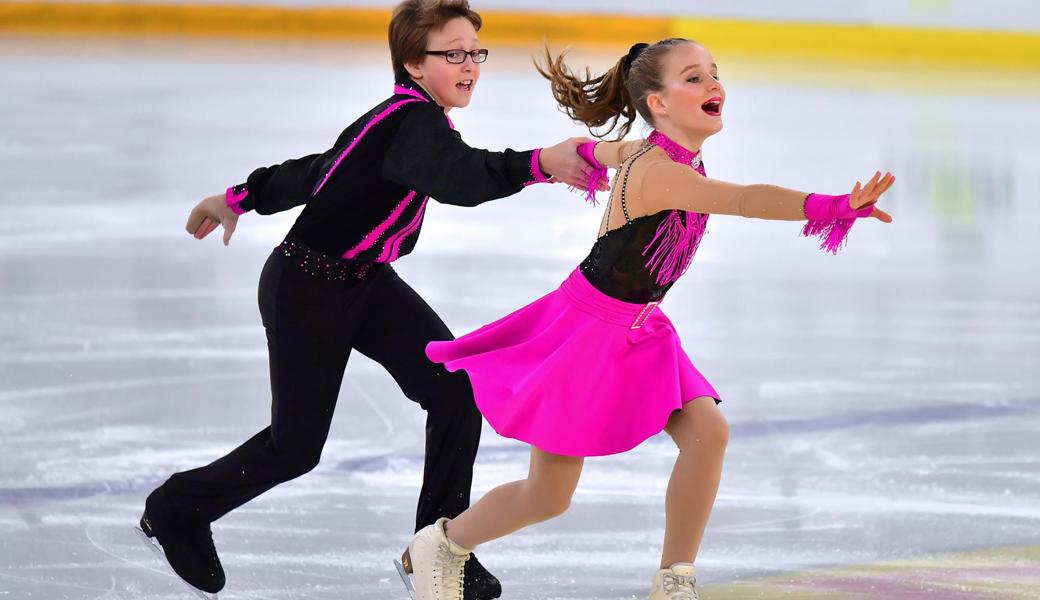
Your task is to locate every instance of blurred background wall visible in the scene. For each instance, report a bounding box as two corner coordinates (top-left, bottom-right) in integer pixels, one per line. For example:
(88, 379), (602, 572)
(2, 0), (1038, 68)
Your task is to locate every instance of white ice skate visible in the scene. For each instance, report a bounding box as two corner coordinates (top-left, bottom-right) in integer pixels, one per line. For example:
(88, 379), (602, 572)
(407, 517), (471, 600)
(134, 525), (219, 600)
(648, 562), (698, 600)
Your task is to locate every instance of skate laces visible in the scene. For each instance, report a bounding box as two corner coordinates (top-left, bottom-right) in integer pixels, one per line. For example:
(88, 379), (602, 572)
(433, 542), (468, 600)
(662, 572), (698, 600)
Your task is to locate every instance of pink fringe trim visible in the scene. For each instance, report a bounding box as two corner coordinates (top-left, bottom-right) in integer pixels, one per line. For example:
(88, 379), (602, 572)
(569, 165), (609, 206)
(642, 211), (707, 286)
(637, 131), (711, 285)
(801, 217), (857, 254)
(801, 193), (872, 254)
(572, 141), (609, 206)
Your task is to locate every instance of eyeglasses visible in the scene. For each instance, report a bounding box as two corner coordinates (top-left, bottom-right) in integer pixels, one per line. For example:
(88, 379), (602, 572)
(424, 49), (489, 64)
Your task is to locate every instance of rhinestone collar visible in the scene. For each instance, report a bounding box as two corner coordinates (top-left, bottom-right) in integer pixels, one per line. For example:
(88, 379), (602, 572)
(648, 129), (702, 170)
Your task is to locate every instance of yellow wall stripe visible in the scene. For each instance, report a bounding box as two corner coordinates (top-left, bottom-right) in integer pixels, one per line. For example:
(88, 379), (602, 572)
(0, 3), (394, 39)
(672, 17), (1040, 69)
(1, 3), (1038, 69)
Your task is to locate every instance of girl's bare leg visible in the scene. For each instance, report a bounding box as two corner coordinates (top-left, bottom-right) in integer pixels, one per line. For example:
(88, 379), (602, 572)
(444, 447), (584, 550)
(660, 396), (729, 568)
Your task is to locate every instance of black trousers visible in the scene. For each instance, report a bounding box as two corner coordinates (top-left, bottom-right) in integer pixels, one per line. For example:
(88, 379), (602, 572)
(160, 246), (482, 533)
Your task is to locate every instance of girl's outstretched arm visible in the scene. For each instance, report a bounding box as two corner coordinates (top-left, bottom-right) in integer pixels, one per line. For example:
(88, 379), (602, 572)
(644, 161), (894, 223)
(641, 161), (894, 253)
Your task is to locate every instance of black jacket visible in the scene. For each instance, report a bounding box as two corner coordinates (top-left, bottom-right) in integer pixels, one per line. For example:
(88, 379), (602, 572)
(227, 78), (547, 262)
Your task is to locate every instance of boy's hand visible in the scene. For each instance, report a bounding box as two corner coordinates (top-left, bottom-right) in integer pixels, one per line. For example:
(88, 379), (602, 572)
(539, 138), (610, 192)
(186, 194), (239, 246)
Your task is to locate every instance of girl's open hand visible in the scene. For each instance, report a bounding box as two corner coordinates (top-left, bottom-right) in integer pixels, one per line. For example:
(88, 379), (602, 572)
(850, 171), (895, 223)
(185, 194), (239, 246)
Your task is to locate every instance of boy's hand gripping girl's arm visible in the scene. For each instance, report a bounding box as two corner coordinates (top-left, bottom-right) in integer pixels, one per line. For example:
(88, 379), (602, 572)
(569, 139), (644, 205)
(541, 138), (612, 192)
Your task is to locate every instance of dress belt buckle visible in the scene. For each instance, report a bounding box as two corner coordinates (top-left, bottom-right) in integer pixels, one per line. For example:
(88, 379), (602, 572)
(630, 301), (659, 329)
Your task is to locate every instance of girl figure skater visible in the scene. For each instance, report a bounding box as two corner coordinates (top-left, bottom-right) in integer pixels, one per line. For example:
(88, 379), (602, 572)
(137, 1), (602, 597)
(406, 38), (895, 600)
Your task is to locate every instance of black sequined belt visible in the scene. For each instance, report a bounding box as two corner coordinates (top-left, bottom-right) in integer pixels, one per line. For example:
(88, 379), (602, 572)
(277, 233), (375, 281)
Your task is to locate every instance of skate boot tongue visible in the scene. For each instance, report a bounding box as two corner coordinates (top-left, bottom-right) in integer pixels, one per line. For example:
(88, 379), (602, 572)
(659, 563), (698, 600)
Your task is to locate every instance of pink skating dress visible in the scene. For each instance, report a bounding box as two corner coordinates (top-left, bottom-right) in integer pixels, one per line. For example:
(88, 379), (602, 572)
(427, 129), (866, 457)
(426, 131), (719, 455)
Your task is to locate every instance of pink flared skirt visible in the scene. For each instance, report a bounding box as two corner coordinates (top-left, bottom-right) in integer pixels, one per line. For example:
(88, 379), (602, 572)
(426, 268), (720, 457)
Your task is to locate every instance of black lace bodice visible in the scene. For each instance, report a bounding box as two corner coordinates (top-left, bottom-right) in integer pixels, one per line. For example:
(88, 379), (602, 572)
(579, 211), (682, 304)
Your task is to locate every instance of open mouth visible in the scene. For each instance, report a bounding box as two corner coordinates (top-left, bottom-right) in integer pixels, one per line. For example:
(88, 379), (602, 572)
(701, 97), (722, 116)
(456, 79), (474, 92)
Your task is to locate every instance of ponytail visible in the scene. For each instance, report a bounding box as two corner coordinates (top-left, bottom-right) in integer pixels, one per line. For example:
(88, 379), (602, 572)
(534, 38), (697, 141)
(534, 45), (638, 141)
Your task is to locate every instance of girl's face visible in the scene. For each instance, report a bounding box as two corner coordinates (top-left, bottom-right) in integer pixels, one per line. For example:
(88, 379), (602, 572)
(649, 43), (725, 140)
(406, 17), (482, 111)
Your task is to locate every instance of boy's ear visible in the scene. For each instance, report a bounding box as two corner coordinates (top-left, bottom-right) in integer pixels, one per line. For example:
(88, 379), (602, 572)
(405, 59), (424, 80)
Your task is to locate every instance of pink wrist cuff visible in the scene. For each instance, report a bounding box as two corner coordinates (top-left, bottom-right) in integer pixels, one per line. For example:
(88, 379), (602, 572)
(801, 193), (872, 254)
(573, 141), (609, 206)
(525, 148), (551, 186)
(577, 141), (605, 170)
(803, 193), (872, 220)
(226, 186), (248, 215)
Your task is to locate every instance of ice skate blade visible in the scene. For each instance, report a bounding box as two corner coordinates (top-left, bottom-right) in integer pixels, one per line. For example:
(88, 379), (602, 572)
(394, 558), (416, 600)
(134, 526), (219, 600)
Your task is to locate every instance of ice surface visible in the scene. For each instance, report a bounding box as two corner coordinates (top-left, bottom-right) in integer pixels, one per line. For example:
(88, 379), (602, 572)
(2, 35), (1039, 598)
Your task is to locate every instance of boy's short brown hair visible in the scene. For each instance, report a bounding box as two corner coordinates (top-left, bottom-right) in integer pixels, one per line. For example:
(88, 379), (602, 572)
(389, 0), (483, 82)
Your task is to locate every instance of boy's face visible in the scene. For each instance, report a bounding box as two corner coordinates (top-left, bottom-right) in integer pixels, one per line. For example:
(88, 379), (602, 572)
(406, 17), (481, 110)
